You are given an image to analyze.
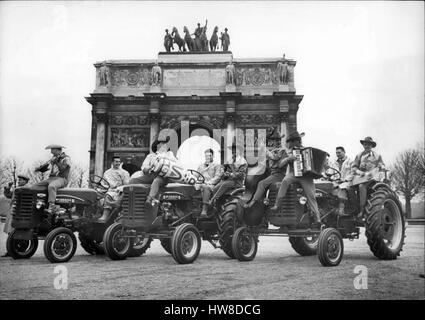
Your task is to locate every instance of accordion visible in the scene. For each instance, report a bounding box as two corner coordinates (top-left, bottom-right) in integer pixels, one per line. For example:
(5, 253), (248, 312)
(293, 147), (328, 179)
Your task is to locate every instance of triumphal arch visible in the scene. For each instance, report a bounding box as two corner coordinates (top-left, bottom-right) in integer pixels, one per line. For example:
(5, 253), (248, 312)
(86, 51), (302, 175)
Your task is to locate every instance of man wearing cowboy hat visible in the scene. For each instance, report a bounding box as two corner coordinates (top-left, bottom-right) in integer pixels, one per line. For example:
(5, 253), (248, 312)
(244, 131), (289, 209)
(207, 143), (247, 213)
(270, 131), (322, 229)
(2, 174), (30, 257)
(34, 144), (71, 214)
(352, 136), (385, 217)
(129, 136), (177, 205)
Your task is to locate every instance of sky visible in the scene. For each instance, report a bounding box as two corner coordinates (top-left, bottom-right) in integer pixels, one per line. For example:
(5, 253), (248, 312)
(0, 1), (423, 169)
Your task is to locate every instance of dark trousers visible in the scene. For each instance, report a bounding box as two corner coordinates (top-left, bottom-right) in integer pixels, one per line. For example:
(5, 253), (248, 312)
(201, 184), (213, 203)
(129, 172), (167, 199)
(276, 173), (320, 217)
(252, 173), (285, 202)
(35, 177), (68, 203)
(211, 180), (240, 201)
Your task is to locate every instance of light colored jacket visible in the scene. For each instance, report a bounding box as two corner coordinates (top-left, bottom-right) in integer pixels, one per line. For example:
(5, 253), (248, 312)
(103, 167), (130, 189)
(330, 156), (353, 181)
(197, 162), (221, 186)
(352, 150), (385, 175)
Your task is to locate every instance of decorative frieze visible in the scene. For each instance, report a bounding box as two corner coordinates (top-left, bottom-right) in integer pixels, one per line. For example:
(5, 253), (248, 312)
(109, 127), (150, 149)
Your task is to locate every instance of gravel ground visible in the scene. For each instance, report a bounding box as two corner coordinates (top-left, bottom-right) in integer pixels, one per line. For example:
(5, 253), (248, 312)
(0, 223), (423, 300)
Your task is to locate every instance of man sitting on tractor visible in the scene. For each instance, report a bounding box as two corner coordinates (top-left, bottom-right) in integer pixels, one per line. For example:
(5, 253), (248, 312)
(328, 146), (353, 217)
(35, 144), (71, 214)
(129, 136), (177, 206)
(243, 134), (288, 209)
(352, 136), (385, 218)
(208, 144), (248, 208)
(270, 131), (322, 229)
(99, 156), (130, 220)
(197, 148), (222, 217)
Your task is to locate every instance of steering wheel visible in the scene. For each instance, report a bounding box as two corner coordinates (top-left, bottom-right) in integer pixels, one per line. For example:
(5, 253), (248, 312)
(325, 167), (341, 182)
(188, 169), (205, 184)
(89, 175), (110, 193)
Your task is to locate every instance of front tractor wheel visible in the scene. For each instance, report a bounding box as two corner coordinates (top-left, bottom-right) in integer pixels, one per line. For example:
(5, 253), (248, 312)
(317, 228), (344, 267)
(6, 230), (39, 259)
(43, 227), (77, 263)
(171, 223), (201, 264)
(232, 227), (258, 262)
(103, 222), (132, 260)
(289, 235), (319, 256)
(365, 187), (406, 260)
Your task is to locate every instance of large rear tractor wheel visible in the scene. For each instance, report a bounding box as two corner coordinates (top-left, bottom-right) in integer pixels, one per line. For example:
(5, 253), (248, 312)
(6, 230), (39, 259)
(317, 228), (344, 267)
(232, 227), (258, 262)
(128, 235), (152, 257)
(365, 186), (406, 260)
(103, 222), (132, 261)
(171, 223), (201, 264)
(43, 227), (77, 263)
(78, 234), (105, 255)
(160, 238), (172, 255)
(217, 201), (241, 259)
(289, 235), (319, 256)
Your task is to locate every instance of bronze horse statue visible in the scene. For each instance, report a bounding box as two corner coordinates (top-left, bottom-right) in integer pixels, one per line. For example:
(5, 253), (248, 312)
(172, 27), (186, 52)
(209, 26), (219, 51)
(183, 26), (195, 51)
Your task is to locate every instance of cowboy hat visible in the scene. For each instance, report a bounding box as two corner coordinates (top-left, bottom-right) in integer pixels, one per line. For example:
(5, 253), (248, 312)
(45, 144), (65, 150)
(151, 136), (170, 153)
(286, 131), (305, 142)
(360, 136), (377, 148)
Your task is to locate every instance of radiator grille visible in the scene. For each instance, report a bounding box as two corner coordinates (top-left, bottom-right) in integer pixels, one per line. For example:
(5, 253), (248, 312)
(11, 192), (35, 228)
(122, 186), (153, 228)
(268, 184), (298, 226)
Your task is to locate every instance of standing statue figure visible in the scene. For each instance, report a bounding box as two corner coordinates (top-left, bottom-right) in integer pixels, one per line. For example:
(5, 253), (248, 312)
(210, 26), (219, 51)
(99, 62), (110, 87)
(164, 29), (173, 52)
(193, 20), (208, 52)
(225, 59), (236, 85)
(276, 59), (289, 84)
(151, 61), (162, 86)
(183, 26), (195, 51)
(220, 28), (230, 51)
(200, 20), (209, 51)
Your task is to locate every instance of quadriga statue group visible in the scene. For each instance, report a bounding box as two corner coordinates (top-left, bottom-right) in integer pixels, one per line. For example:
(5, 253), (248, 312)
(164, 20), (230, 53)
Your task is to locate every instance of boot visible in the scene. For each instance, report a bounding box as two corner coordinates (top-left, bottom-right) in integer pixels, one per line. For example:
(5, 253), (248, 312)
(243, 199), (258, 209)
(98, 208), (111, 222)
(270, 198), (284, 212)
(199, 205), (209, 218)
(337, 201), (349, 217)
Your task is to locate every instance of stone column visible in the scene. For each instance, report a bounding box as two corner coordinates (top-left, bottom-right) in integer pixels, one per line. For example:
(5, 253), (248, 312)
(149, 99), (160, 148)
(279, 100), (290, 146)
(94, 104), (108, 176)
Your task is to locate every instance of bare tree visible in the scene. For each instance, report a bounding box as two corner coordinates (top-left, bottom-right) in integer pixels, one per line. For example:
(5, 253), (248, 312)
(0, 156), (24, 190)
(68, 163), (89, 188)
(390, 146), (425, 219)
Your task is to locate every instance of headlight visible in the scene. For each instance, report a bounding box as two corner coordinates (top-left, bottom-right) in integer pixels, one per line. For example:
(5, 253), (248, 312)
(299, 196), (307, 205)
(35, 200), (45, 209)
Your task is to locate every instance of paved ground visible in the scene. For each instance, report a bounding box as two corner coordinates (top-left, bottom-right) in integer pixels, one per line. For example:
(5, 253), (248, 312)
(0, 223), (423, 300)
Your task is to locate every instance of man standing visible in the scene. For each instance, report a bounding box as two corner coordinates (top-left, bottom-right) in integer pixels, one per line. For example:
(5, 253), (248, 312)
(270, 131), (322, 229)
(35, 144), (71, 214)
(244, 138), (288, 209)
(2, 174), (30, 257)
(329, 146), (353, 216)
(129, 136), (177, 205)
(220, 28), (230, 51)
(352, 136), (385, 217)
(103, 156), (130, 189)
(209, 144), (247, 205)
(197, 149), (222, 217)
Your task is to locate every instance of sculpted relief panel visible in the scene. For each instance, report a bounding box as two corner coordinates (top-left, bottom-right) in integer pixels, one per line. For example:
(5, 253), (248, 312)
(110, 68), (152, 87)
(110, 115), (150, 126)
(110, 127), (150, 149)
